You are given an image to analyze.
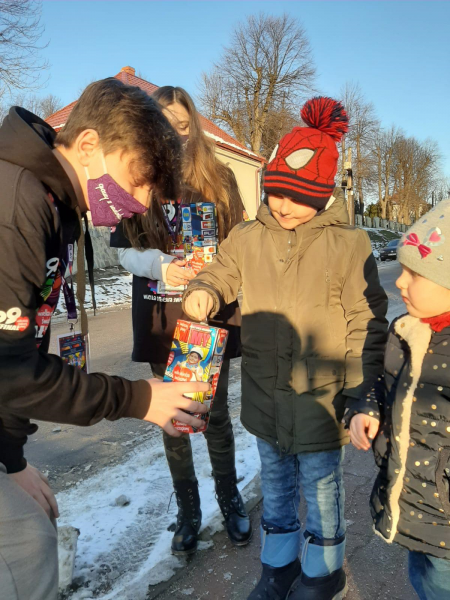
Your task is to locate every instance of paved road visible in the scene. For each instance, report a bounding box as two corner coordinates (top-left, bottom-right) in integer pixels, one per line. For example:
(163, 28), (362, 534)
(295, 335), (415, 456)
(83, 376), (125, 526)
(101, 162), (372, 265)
(24, 260), (412, 599)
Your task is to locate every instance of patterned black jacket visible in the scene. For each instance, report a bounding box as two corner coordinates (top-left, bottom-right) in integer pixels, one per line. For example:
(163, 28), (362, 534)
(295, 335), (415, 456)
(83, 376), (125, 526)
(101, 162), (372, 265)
(350, 314), (450, 558)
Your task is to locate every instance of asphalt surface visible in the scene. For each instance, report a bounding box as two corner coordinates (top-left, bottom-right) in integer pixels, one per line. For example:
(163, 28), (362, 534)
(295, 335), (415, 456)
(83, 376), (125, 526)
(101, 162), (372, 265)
(25, 260), (412, 600)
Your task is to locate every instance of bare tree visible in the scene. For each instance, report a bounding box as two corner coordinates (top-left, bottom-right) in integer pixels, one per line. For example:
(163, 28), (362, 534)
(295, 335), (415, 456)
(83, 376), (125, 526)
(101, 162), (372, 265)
(432, 174), (450, 204)
(340, 82), (379, 211)
(391, 136), (441, 224)
(11, 92), (62, 119)
(372, 125), (401, 219)
(0, 0), (48, 92)
(38, 94), (62, 119)
(199, 13), (316, 157)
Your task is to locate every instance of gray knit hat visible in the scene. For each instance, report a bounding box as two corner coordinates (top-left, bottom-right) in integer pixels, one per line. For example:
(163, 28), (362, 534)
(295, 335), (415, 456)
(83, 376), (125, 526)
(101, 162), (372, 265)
(397, 199), (450, 290)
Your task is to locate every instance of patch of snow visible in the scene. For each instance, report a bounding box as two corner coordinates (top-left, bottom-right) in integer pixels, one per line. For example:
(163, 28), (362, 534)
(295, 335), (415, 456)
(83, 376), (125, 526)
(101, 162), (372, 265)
(54, 272), (132, 317)
(57, 388), (260, 600)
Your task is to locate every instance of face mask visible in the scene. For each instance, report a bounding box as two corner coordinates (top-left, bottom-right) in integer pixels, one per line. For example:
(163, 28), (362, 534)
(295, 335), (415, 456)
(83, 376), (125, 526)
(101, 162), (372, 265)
(85, 153), (147, 227)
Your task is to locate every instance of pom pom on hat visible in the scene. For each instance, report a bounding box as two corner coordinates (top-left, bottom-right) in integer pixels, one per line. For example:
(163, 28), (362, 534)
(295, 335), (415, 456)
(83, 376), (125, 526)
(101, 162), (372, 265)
(301, 97), (349, 142)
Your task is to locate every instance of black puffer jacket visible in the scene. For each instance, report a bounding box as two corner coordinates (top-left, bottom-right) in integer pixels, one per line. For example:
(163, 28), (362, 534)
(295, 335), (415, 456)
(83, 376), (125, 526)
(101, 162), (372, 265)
(352, 314), (450, 558)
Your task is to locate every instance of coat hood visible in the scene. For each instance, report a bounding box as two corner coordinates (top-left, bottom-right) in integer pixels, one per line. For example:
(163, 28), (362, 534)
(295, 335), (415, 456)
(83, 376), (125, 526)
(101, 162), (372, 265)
(0, 106), (78, 209)
(257, 188), (349, 232)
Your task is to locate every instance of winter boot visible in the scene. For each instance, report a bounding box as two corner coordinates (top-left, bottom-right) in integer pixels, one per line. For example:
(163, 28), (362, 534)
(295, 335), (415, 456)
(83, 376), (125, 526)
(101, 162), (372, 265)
(247, 559), (302, 600)
(291, 532), (347, 599)
(170, 480), (202, 556)
(215, 473), (252, 546)
(290, 569), (347, 600)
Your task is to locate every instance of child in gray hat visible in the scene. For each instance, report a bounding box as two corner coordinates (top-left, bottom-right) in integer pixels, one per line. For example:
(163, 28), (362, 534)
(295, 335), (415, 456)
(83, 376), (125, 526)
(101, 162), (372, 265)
(349, 200), (450, 599)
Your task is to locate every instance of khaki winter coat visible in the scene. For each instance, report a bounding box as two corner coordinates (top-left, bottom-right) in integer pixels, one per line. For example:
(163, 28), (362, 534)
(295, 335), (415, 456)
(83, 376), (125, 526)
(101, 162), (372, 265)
(184, 194), (388, 454)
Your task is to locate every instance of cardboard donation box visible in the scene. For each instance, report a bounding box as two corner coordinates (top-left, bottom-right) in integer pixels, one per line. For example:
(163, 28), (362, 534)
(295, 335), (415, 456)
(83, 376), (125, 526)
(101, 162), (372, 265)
(163, 320), (228, 433)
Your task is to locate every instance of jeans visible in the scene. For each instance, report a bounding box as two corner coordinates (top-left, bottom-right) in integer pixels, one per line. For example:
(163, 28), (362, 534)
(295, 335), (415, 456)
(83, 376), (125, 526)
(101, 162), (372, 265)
(257, 438), (346, 577)
(152, 359), (237, 482)
(409, 551), (450, 600)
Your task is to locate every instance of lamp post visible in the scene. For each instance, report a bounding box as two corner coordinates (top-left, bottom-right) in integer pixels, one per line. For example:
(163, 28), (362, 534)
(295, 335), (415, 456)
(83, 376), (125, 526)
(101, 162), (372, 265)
(342, 148), (354, 225)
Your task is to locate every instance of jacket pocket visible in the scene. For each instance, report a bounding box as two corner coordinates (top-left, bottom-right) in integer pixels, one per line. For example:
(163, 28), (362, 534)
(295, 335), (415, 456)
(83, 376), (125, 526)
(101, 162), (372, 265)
(241, 348), (277, 392)
(306, 357), (346, 390)
(436, 447), (450, 518)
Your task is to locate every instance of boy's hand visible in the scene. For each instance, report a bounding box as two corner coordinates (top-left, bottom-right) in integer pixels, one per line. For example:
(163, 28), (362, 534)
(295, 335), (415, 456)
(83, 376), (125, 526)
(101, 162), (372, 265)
(166, 259), (195, 287)
(184, 290), (214, 322)
(350, 413), (380, 451)
(145, 379), (210, 436)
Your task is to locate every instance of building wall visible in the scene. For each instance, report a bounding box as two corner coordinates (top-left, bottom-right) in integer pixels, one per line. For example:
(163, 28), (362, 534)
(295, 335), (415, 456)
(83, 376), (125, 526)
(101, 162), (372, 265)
(215, 147), (262, 220)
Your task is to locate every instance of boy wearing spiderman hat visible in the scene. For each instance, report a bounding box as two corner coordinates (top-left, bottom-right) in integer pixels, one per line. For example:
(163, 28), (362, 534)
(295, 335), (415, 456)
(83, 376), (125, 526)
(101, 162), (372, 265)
(183, 97), (388, 599)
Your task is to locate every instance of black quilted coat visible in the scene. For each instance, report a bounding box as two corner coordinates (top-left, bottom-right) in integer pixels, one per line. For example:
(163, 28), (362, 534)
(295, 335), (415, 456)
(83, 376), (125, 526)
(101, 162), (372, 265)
(351, 314), (450, 559)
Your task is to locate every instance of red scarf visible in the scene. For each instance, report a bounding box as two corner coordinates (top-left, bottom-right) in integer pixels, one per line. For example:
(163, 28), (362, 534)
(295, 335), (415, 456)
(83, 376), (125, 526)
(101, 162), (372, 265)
(421, 311), (450, 333)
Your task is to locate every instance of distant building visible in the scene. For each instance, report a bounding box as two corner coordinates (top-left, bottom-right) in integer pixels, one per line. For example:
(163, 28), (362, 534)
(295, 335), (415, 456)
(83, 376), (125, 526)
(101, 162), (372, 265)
(46, 66), (265, 218)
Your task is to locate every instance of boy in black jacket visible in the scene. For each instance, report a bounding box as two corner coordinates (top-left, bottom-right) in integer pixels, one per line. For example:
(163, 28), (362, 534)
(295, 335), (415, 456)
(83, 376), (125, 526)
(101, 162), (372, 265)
(0, 78), (208, 600)
(349, 201), (450, 599)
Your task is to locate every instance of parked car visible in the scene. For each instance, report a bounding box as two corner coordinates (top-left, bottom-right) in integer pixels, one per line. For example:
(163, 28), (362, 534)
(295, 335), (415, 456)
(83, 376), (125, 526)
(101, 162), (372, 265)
(379, 239), (400, 261)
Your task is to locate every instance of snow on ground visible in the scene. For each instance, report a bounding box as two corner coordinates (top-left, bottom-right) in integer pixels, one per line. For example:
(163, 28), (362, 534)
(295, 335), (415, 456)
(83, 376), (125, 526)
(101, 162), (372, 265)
(57, 381), (260, 600)
(54, 268), (132, 318)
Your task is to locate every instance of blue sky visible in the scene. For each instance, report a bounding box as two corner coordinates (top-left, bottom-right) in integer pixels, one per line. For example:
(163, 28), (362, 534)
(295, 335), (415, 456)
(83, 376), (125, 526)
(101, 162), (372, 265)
(39, 1), (450, 175)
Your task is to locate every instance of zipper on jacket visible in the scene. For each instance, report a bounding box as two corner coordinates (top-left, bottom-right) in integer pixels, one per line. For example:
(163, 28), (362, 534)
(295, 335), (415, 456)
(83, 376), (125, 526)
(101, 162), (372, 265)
(286, 231), (293, 262)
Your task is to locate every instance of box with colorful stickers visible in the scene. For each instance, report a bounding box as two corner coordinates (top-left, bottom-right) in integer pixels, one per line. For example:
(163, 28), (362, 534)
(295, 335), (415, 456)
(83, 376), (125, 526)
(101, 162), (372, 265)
(163, 319), (228, 434)
(149, 202), (218, 296)
(181, 202), (218, 275)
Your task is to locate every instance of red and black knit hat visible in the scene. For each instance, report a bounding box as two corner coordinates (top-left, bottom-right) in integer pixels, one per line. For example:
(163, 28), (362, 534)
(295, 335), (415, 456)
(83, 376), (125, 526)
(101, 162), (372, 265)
(264, 97), (349, 211)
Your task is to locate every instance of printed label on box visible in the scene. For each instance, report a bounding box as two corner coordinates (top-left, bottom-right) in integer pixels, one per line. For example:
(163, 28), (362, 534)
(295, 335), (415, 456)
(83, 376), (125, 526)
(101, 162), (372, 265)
(163, 320), (228, 433)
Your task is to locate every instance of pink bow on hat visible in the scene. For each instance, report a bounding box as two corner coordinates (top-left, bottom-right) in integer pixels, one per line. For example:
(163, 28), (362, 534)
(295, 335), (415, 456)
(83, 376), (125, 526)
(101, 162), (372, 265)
(403, 233), (432, 258)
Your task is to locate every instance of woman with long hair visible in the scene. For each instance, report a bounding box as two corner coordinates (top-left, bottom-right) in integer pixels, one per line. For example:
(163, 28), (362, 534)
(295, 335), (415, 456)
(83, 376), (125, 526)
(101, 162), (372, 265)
(110, 86), (252, 555)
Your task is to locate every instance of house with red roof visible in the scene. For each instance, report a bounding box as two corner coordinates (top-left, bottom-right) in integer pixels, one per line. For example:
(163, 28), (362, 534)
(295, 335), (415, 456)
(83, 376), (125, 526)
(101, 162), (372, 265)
(47, 66), (265, 219)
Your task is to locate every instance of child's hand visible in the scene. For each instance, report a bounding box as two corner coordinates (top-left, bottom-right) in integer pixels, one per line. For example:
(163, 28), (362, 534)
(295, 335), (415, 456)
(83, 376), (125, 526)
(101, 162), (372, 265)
(184, 290), (214, 322)
(166, 259), (196, 287)
(350, 413), (380, 451)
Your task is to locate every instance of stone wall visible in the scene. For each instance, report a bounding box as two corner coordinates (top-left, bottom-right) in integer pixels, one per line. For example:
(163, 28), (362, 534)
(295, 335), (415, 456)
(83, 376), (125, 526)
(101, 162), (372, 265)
(73, 226), (119, 275)
(354, 214), (408, 233)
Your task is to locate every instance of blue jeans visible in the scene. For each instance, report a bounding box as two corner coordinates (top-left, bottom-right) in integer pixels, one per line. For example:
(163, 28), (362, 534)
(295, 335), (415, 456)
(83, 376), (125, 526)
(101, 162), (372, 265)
(257, 438), (346, 577)
(409, 552), (450, 600)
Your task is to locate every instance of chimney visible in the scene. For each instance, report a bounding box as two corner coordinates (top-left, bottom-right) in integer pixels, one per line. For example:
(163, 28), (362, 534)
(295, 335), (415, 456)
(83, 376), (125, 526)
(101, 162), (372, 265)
(120, 66), (135, 76)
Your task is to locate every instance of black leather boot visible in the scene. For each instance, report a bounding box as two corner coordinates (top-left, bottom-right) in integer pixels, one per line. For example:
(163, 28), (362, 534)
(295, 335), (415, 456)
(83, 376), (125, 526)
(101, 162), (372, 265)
(170, 480), (202, 556)
(215, 473), (252, 546)
(290, 568), (347, 600)
(247, 558), (302, 600)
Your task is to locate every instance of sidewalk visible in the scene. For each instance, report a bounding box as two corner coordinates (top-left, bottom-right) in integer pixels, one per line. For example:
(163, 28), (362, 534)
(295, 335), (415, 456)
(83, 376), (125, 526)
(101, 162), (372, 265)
(149, 446), (415, 600)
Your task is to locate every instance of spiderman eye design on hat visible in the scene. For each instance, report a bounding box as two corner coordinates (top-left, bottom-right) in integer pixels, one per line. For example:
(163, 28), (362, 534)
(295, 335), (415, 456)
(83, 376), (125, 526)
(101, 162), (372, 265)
(285, 148), (316, 171)
(268, 144), (316, 171)
(268, 144), (279, 163)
